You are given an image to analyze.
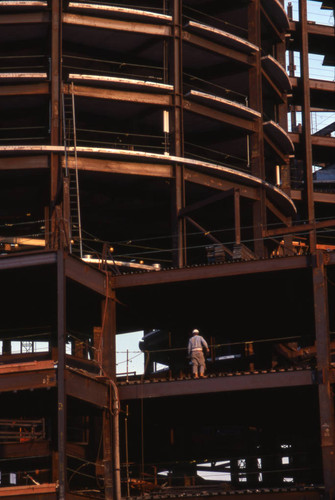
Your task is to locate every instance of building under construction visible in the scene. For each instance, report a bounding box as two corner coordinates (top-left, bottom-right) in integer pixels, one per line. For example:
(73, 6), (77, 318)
(0, 0), (334, 499)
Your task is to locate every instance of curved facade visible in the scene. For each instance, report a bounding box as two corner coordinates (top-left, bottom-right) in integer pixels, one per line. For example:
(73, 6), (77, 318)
(0, 0), (301, 267)
(0, 1), (334, 499)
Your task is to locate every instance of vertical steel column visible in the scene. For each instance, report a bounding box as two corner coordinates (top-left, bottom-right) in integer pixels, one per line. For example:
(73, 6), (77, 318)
(57, 250), (67, 499)
(287, 3), (297, 132)
(313, 252), (335, 498)
(234, 189), (241, 246)
(276, 19), (293, 254)
(299, 0), (316, 253)
(103, 409), (113, 500)
(101, 286), (121, 500)
(170, 0), (186, 267)
(102, 288), (116, 380)
(50, 0), (63, 249)
(248, 0), (267, 258)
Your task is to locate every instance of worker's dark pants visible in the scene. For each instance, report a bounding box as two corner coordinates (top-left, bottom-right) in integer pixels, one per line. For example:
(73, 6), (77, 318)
(191, 351), (206, 376)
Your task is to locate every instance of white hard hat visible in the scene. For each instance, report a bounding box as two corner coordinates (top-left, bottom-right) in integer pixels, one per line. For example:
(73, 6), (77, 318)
(192, 329), (199, 334)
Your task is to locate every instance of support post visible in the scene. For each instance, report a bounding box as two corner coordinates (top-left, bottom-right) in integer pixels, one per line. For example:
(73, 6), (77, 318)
(234, 189), (241, 246)
(299, 0), (316, 253)
(276, 26), (293, 255)
(57, 250), (66, 499)
(101, 285), (121, 500)
(50, 0), (63, 250)
(103, 409), (113, 500)
(248, 0), (266, 258)
(170, 0), (186, 267)
(313, 252), (335, 498)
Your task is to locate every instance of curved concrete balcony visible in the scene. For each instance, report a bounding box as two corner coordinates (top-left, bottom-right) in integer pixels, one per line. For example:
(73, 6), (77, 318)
(185, 90), (261, 121)
(68, 73), (173, 92)
(183, 20), (259, 55)
(261, 55), (292, 93)
(0, 72), (48, 81)
(0, 1), (47, 7)
(263, 120), (295, 155)
(0, 144), (297, 216)
(67, 1), (172, 23)
(261, 0), (290, 32)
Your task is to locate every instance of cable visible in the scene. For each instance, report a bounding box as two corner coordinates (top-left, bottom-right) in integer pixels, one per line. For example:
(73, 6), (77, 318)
(63, 54), (164, 71)
(183, 5), (248, 35)
(69, 0), (165, 14)
(183, 72), (247, 101)
(2, 212), (335, 263)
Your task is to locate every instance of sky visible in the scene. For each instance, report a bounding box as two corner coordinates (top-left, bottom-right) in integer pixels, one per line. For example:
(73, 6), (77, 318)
(116, 330), (145, 376)
(284, 0), (334, 135)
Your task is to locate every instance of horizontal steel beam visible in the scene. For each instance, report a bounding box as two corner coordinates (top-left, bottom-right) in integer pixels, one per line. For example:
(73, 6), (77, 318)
(0, 251), (57, 271)
(111, 254), (312, 289)
(65, 156), (173, 178)
(182, 31), (254, 66)
(64, 83), (172, 106)
(0, 367), (56, 392)
(0, 360), (109, 407)
(0, 146), (297, 216)
(0, 440), (50, 459)
(289, 20), (334, 37)
(0, 155), (48, 170)
(118, 369), (315, 400)
(290, 77), (335, 92)
(0, 82), (49, 96)
(0, 484), (56, 498)
(148, 489), (323, 500)
(289, 133), (335, 147)
(0, 12), (49, 25)
(184, 100), (258, 132)
(65, 369), (109, 408)
(291, 190), (335, 204)
(63, 12), (171, 36)
(0, 251), (109, 295)
(64, 252), (110, 297)
(263, 219), (335, 238)
(65, 157), (259, 203)
(184, 169), (259, 200)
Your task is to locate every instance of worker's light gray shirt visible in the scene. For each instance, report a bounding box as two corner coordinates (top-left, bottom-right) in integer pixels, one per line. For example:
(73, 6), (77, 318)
(188, 335), (208, 355)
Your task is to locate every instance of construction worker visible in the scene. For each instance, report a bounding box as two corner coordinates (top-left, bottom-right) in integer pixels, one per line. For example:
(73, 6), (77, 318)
(187, 329), (209, 378)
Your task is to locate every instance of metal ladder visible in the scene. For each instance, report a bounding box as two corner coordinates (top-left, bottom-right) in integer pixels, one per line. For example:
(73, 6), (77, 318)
(62, 84), (83, 258)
